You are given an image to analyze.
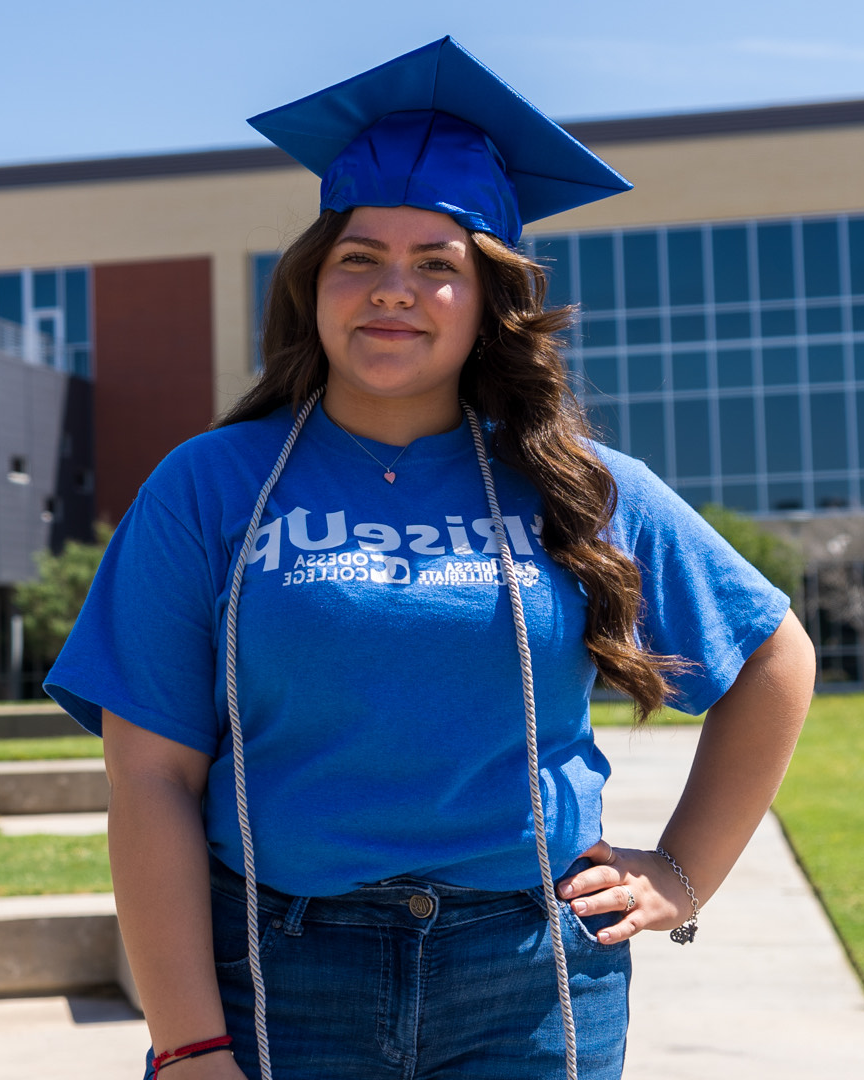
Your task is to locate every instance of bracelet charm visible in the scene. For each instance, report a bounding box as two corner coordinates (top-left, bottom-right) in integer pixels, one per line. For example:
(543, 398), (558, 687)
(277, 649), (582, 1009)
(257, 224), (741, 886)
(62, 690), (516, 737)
(655, 846), (701, 945)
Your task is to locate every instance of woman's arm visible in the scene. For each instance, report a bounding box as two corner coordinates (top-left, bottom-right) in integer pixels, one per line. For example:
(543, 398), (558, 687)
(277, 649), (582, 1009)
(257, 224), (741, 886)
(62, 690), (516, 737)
(557, 608), (816, 940)
(103, 710), (248, 1078)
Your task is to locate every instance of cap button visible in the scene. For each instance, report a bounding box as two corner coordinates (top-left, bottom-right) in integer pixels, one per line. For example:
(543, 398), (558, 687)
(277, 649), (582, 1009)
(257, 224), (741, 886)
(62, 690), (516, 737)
(408, 894), (435, 919)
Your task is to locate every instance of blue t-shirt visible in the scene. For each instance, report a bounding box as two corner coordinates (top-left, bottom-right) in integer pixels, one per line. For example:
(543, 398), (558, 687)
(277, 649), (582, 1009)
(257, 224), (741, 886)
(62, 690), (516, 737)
(45, 404), (788, 895)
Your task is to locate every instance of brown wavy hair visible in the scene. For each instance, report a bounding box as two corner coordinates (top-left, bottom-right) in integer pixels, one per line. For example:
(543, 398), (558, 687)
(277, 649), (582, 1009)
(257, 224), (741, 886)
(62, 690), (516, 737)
(216, 209), (681, 720)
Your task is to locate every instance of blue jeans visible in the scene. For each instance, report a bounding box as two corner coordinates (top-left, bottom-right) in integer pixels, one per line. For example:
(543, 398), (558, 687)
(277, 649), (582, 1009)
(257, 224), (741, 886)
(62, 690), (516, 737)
(145, 857), (630, 1079)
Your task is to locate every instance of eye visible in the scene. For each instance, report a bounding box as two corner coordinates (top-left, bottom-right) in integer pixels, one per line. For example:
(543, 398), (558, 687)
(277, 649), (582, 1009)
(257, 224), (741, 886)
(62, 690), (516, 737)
(339, 252), (377, 266)
(421, 258), (458, 273)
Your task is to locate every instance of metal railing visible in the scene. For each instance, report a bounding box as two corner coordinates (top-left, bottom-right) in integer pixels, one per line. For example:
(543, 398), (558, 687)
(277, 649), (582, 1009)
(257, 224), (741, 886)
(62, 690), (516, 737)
(0, 317), (89, 375)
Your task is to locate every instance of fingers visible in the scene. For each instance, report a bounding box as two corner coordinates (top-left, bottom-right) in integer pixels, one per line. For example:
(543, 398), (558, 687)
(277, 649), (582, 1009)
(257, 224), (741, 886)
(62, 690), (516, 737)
(556, 839), (618, 900)
(554, 845), (695, 945)
(580, 838), (616, 866)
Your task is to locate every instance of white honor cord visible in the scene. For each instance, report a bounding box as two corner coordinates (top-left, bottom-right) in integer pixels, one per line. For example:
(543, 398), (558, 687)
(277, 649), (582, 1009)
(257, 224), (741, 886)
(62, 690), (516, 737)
(462, 402), (579, 1080)
(226, 389), (577, 1080)
(224, 388), (323, 1080)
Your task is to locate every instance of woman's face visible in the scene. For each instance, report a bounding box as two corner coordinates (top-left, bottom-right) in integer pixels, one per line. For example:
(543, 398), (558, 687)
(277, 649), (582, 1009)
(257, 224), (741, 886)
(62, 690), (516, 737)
(316, 205), (484, 412)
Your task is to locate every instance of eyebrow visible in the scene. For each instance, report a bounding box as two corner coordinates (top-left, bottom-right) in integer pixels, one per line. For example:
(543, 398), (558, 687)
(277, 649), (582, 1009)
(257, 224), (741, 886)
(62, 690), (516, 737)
(334, 235), (465, 254)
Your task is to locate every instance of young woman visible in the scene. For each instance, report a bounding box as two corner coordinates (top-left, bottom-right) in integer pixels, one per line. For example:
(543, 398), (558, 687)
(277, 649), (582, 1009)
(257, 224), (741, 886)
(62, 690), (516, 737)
(46, 39), (814, 1080)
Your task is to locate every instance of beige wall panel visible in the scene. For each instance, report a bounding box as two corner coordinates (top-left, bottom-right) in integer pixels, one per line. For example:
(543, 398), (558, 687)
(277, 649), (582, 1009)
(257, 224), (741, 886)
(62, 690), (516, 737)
(1, 121), (861, 408)
(526, 126), (864, 235)
(0, 168), (320, 268)
(0, 168), (320, 410)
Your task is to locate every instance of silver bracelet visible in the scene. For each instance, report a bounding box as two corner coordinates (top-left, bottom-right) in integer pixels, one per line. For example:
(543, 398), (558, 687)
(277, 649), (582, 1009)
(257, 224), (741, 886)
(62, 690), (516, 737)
(655, 847), (700, 944)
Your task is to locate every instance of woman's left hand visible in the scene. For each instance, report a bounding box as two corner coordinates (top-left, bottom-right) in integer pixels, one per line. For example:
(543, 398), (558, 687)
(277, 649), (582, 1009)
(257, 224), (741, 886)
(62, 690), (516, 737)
(555, 840), (692, 945)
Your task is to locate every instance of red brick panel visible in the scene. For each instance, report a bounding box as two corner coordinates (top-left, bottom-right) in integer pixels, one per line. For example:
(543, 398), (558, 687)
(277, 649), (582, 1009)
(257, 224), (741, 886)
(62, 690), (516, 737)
(93, 258), (213, 525)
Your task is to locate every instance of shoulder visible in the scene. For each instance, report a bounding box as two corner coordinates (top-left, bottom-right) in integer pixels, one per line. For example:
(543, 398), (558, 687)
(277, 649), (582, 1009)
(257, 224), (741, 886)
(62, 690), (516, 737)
(587, 441), (669, 544)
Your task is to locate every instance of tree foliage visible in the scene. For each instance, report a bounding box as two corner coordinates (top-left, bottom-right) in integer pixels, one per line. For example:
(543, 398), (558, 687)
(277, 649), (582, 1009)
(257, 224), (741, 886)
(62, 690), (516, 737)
(699, 503), (806, 601)
(13, 523), (114, 662)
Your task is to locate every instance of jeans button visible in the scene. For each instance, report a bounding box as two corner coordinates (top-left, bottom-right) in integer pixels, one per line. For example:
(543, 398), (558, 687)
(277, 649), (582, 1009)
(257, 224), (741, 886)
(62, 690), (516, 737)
(408, 894), (434, 918)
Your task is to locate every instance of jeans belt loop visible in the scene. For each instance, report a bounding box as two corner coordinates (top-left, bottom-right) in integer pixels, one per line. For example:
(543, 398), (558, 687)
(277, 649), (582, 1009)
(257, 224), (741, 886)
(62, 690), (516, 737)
(282, 895), (310, 937)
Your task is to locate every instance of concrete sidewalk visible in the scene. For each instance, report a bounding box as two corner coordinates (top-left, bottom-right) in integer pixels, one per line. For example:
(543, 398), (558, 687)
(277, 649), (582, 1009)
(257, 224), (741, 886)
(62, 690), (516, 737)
(0, 726), (862, 1078)
(597, 726), (864, 1079)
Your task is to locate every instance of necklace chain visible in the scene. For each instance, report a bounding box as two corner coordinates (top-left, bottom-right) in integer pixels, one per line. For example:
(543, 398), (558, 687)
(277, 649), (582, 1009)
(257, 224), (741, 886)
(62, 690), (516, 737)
(331, 419), (410, 483)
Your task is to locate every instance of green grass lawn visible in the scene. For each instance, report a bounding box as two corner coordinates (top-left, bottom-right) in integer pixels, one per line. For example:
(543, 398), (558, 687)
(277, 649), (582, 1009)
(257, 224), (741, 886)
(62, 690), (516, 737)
(1, 695), (861, 988)
(591, 699), (703, 726)
(0, 735), (103, 761)
(0, 834), (111, 896)
(772, 693), (864, 982)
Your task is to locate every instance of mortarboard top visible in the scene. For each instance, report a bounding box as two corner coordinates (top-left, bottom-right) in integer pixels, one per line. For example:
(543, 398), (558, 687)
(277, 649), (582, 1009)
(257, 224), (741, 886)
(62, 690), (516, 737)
(247, 36), (632, 246)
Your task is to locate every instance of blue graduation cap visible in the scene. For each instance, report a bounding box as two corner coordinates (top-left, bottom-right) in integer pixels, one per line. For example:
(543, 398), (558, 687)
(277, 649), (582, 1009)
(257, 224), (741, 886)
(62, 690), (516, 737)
(248, 36), (632, 247)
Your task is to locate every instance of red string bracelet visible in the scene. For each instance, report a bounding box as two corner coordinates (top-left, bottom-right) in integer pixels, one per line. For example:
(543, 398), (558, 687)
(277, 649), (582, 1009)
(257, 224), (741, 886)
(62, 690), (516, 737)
(152, 1035), (233, 1076)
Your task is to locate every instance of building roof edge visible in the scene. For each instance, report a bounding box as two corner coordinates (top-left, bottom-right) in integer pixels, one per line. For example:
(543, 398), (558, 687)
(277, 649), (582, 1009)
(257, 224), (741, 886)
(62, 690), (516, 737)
(1, 98), (862, 189)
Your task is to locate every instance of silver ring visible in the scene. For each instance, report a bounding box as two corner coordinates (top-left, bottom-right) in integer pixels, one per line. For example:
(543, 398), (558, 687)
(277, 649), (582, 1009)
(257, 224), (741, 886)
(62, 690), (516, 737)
(624, 888), (636, 912)
(602, 843), (615, 864)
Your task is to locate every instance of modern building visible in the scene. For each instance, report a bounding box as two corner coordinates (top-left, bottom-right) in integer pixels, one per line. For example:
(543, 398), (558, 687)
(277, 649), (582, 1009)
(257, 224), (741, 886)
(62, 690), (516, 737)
(1, 97), (862, 691)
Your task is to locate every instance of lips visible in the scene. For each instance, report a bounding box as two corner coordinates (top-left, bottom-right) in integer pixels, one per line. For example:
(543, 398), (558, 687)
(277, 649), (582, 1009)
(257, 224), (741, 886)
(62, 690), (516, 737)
(358, 320), (424, 340)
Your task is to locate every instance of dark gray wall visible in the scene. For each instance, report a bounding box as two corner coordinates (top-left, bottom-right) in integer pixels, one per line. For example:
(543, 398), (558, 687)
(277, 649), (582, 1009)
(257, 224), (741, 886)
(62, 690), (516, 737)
(0, 349), (94, 586)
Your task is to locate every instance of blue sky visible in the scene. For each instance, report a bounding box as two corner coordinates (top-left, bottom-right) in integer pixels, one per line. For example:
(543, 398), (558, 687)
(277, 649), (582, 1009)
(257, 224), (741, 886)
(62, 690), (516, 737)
(2, 0), (862, 166)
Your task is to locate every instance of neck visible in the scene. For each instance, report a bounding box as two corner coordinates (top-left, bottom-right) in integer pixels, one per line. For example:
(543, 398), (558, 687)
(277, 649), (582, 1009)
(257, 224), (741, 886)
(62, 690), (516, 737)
(321, 388), (463, 445)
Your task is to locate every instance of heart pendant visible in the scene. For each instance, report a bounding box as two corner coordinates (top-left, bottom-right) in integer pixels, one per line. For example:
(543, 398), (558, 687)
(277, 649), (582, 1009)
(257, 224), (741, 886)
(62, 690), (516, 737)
(384, 471), (396, 484)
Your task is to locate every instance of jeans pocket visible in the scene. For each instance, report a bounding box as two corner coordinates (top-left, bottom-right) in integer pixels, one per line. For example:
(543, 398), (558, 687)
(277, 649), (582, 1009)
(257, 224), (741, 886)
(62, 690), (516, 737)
(211, 883), (283, 973)
(559, 900), (630, 952)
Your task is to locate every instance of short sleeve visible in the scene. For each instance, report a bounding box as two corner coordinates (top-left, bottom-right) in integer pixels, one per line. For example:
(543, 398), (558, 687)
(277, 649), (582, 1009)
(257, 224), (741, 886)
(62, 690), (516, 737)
(600, 448), (790, 715)
(44, 486), (222, 755)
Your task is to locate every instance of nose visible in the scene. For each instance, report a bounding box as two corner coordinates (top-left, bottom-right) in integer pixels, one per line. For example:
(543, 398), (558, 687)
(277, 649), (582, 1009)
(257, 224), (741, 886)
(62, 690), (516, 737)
(371, 265), (414, 307)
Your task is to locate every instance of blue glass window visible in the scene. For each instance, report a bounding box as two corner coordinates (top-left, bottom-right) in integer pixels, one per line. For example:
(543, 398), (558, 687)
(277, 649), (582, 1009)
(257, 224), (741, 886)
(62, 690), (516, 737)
(852, 302), (864, 332)
(719, 398), (757, 474)
(675, 399), (711, 478)
(33, 270), (58, 308)
(538, 238), (572, 309)
(722, 483), (759, 513)
(63, 269), (89, 344)
(627, 353), (663, 393)
(670, 313), (706, 342)
(857, 391), (864, 464)
(629, 401), (666, 473)
(808, 343), (844, 383)
(589, 401), (620, 448)
(764, 395), (802, 472)
(581, 316), (617, 347)
(70, 348), (90, 377)
(626, 316), (662, 345)
(623, 232), (660, 309)
(583, 356), (617, 396)
(0, 273), (23, 324)
(678, 484), (713, 510)
(761, 308), (797, 337)
(578, 234), (616, 312)
(762, 346), (798, 385)
(672, 351), (708, 391)
(813, 478), (849, 509)
(768, 480), (804, 511)
(757, 223), (795, 301)
(850, 218), (864, 295)
(810, 392), (848, 471)
(251, 252), (280, 367)
(667, 229), (704, 306)
(802, 220), (841, 298)
(715, 310), (751, 340)
(855, 343), (864, 381)
(716, 349), (753, 388)
(806, 306), (843, 335)
(711, 226), (750, 303)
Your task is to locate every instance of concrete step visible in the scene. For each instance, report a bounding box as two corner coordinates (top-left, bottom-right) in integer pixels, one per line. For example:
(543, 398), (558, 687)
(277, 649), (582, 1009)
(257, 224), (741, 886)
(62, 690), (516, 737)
(0, 704), (82, 739)
(0, 811), (107, 835)
(0, 893), (140, 1010)
(0, 760), (108, 814)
